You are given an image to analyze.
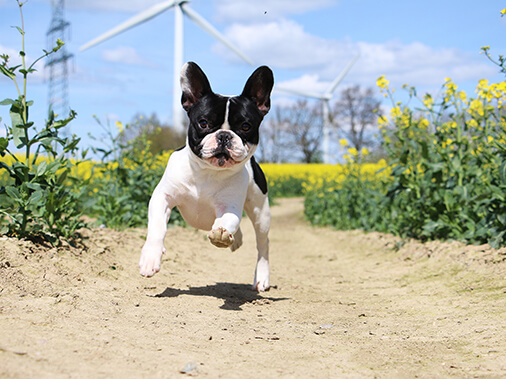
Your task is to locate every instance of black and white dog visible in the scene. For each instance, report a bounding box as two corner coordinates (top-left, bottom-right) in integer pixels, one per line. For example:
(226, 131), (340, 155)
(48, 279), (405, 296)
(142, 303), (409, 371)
(139, 62), (274, 292)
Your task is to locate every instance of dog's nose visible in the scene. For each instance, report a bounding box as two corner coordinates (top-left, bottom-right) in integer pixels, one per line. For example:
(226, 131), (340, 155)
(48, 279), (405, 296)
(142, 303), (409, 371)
(216, 131), (232, 145)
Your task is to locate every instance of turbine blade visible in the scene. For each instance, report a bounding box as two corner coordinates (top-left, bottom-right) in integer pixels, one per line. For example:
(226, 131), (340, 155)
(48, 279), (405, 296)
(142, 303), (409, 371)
(325, 53), (360, 96)
(79, 0), (179, 51)
(275, 85), (330, 100)
(181, 4), (254, 65)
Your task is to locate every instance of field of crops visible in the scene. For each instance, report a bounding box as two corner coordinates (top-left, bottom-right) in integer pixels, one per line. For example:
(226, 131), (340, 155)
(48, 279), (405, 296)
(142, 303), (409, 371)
(1, 6), (505, 248)
(2, 76), (506, 247)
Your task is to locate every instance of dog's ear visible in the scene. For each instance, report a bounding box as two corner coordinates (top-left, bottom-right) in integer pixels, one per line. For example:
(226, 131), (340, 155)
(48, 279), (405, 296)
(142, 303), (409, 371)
(241, 66), (274, 116)
(180, 62), (213, 112)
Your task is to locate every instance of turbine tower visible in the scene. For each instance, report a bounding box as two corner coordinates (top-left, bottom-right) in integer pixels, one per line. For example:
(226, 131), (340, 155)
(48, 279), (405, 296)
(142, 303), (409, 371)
(79, 0), (254, 132)
(276, 54), (360, 163)
(46, 0), (73, 116)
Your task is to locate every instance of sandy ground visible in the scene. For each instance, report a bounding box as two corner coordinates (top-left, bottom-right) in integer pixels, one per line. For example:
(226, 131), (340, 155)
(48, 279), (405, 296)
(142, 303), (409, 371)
(1, 197), (505, 378)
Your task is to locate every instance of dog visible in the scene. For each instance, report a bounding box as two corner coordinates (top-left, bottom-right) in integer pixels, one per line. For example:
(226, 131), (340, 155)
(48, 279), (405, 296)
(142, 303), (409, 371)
(139, 62), (274, 292)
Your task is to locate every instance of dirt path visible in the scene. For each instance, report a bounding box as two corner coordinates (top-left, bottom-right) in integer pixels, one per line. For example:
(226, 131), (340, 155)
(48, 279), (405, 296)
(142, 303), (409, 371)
(1, 198), (505, 378)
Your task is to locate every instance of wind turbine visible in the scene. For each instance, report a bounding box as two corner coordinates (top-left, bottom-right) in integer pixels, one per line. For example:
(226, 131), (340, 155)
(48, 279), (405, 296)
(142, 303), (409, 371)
(276, 54), (359, 163)
(79, 0), (254, 132)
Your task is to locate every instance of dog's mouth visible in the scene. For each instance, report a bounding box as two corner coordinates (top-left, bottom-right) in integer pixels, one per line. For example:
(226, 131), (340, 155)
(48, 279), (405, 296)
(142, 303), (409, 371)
(213, 151), (232, 167)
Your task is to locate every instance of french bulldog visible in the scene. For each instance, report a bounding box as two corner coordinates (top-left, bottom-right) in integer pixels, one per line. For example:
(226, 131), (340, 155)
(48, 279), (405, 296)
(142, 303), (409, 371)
(139, 62), (274, 292)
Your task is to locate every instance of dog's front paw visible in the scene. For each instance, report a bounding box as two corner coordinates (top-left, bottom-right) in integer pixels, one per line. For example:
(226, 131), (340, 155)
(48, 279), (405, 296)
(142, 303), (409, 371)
(208, 227), (234, 248)
(139, 245), (165, 277)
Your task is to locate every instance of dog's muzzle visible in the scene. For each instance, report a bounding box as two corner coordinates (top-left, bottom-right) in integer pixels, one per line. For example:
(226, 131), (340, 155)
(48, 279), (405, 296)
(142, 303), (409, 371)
(214, 131), (233, 167)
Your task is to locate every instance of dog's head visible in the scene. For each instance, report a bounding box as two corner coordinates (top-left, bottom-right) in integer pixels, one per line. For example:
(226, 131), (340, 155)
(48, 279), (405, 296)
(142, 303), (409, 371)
(180, 62), (274, 169)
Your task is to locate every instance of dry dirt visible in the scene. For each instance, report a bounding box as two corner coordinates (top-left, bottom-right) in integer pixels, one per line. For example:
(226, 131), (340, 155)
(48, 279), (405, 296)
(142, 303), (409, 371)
(1, 197), (505, 378)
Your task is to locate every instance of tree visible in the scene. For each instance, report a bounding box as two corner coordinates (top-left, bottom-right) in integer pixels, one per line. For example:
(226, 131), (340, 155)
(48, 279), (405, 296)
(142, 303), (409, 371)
(268, 100), (323, 163)
(333, 85), (381, 159)
(121, 113), (186, 154)
(258, 107), (290, 163)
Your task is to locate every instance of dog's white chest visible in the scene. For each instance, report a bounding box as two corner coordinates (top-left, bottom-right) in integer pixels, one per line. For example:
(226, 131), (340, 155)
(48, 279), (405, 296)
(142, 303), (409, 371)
(164, 148), (249, 231)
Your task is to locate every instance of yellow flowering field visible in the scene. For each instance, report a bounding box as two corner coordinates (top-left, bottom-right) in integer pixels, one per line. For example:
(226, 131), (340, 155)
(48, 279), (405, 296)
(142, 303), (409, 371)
(1, 153), (387, 200)
(261, 161), (387, 197)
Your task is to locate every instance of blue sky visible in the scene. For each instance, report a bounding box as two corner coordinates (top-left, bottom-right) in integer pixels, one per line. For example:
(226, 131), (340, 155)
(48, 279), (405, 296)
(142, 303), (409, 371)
(0, 0), (505, 154)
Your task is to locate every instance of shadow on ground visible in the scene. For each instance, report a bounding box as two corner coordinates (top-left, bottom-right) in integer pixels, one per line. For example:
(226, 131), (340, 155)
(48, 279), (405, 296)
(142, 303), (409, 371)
(152, 283), (289, 311)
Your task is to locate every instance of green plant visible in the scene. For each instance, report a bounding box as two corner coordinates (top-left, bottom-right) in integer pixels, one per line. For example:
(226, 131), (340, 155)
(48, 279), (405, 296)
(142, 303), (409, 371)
(305, 75), (506, 248)
(304, 161), (389, 231)
(85, 117), (184, 229)
(0, 1), (86, 244)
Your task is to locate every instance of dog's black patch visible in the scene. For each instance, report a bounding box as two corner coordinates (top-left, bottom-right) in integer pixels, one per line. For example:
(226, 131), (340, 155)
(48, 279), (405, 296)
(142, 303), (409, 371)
(250, 156), (267, 194)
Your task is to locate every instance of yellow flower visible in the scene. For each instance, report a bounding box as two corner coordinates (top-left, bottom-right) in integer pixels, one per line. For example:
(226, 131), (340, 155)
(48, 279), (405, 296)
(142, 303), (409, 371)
(487, 135), (494, 143)
(469, 99), (484, 117)
(361, 147), (369, 156)
(419, 118), (429, 129)
(478, 79), (489, 89)
(468, 119), (478, 128)
(376, 75), (389, 90)
(348, 147), (358, 156)
(444, 78), (457, 97)
(501, 8), (506, 16)
(422, 94), (433, 109)
(441, 138), (454, 149)
(339, 139), (348, 147)
(377, 115), (388, 130)
(457, 91), (467, 103)
(390, 107), (401, 118)
(115, 121), (124, 132)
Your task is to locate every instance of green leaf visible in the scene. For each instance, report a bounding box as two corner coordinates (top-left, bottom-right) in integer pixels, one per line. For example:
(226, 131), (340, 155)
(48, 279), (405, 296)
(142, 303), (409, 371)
(499, 160), (506, 186)
(56, 170), (68, 186)
(0, 98), (15, 106)
(0, 137), (7, 153)
(11, 124), (27, 148)
(0, 64), (15, 80)
(10, 103), (24, 127)
(36, 160), (48, 177)
(28, 190), (44, 206)
(5, 186), (21, 201)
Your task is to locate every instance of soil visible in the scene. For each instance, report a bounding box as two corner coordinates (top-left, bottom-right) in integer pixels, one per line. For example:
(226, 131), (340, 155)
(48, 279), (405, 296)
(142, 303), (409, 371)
(1, 197), (505, 378)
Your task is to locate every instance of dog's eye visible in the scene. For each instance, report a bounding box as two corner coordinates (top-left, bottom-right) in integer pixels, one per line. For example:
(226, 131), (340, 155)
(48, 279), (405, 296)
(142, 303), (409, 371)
(198, 119), (209, 129)
(241, 123), (251, 131)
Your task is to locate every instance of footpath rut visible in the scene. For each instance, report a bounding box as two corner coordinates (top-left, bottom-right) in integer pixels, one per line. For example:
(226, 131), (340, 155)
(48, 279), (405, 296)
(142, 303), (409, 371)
(0, 197), (505, 378)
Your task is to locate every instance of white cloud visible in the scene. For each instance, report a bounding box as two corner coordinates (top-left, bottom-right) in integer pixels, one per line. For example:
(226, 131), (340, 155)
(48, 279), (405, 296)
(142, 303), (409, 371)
(101, 46), (157, 68)
(213, 0), (336, 23)
(214, 20), (497, 95)
(275, 74), (330, 98)
(355, 40), (496, 86)
(213, 19), (353, 72)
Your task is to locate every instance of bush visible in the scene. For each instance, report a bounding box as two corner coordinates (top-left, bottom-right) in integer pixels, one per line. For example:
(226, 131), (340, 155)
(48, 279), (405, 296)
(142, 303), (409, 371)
(83, 118), (184, 229)
(304, 162), (389, 231)
(305, 77), (506, 247)
(0, 2), (86, 244)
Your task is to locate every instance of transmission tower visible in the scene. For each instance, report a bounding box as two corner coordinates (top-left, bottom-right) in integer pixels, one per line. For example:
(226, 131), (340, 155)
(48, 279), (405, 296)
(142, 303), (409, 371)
(46, 0), (72, 117)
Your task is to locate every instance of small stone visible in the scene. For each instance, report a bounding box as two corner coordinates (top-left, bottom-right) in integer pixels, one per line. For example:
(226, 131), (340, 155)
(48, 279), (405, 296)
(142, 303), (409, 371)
(180, 361), (199, 375)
